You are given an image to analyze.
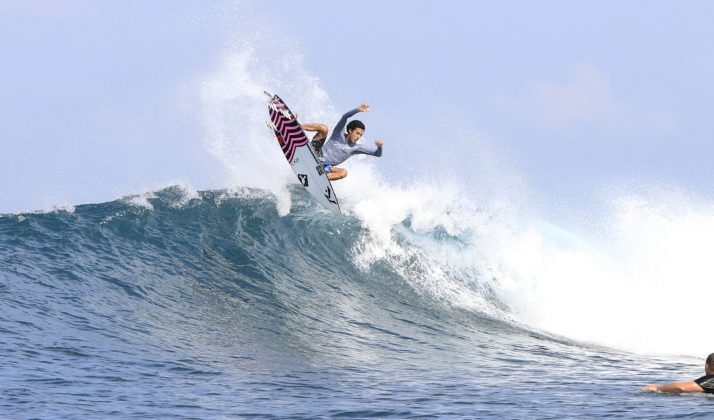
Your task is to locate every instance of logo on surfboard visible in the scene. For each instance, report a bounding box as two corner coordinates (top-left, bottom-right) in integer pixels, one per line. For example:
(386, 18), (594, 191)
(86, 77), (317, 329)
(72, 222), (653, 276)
(324, 186), (337, 205)
(298, 174), (309, 187)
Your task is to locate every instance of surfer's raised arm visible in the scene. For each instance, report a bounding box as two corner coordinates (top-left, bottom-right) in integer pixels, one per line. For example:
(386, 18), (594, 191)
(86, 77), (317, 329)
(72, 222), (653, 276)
(642, 353), (714, 394)
(331, 103), (367, 140)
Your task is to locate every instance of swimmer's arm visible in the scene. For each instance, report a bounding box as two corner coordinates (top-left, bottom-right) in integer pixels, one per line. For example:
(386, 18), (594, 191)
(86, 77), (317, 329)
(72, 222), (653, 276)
(641, 381), (703, 393)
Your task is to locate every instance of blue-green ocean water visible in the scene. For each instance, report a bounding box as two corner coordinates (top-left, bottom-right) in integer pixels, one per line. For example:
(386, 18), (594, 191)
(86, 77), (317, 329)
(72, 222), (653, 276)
(1, 186), (711, 418)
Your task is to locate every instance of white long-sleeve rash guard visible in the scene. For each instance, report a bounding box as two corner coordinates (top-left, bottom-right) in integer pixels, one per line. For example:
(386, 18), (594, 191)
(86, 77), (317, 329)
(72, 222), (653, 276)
(320, 108), (382, 166)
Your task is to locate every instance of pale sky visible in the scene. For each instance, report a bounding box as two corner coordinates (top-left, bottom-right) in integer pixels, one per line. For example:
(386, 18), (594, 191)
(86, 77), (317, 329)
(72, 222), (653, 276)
(1, 0), (713, 213)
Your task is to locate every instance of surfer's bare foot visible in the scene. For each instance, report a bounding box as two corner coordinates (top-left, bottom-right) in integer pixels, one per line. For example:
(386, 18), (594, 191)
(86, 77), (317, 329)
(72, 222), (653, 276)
(327, 167), (347, 181)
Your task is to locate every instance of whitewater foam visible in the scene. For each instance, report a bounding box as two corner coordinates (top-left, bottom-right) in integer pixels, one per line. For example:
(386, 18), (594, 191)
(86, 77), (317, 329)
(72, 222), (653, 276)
(323, 158), (713, 357)
(477, 190), (714, 357)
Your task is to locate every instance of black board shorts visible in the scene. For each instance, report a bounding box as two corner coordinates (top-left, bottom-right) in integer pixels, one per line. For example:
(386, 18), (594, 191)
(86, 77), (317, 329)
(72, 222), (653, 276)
(311, 135), (325, 159)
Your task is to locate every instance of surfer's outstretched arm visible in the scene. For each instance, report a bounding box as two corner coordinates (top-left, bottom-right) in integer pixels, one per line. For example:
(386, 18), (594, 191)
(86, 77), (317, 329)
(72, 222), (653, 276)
(301, 123), (328, 141)
(350, 139), (383, 158)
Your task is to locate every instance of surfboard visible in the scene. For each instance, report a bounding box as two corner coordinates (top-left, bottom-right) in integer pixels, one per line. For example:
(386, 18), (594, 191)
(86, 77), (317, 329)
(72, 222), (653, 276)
(264, 92), (341, 214)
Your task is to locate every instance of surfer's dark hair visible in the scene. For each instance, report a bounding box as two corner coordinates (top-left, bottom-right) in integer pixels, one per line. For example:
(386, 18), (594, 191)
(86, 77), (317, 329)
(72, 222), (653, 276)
(707, 353), (714, 367)
(346, 120), (365, 132)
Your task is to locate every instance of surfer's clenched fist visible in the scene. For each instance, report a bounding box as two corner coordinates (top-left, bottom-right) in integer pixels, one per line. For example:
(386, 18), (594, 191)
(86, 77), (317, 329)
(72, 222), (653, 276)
(357, 103), (369, 112)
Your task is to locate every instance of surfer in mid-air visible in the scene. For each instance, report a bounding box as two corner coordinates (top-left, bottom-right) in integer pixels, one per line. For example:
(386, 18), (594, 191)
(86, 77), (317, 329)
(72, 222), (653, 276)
(301, 103), (383, 181)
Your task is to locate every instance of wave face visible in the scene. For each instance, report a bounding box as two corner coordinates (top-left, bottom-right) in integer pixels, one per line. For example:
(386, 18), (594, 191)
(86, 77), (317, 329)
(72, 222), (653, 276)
(0, 186), (709, 418)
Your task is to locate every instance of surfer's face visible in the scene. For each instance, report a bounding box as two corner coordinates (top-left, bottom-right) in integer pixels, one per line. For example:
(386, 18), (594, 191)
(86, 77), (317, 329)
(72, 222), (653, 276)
(346, 128), (364, 144)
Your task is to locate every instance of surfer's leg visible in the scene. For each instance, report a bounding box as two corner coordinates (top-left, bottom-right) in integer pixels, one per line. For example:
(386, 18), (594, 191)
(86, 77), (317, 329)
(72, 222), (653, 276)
(300, 123), (328, 141)
(327, 167), (347, 181)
